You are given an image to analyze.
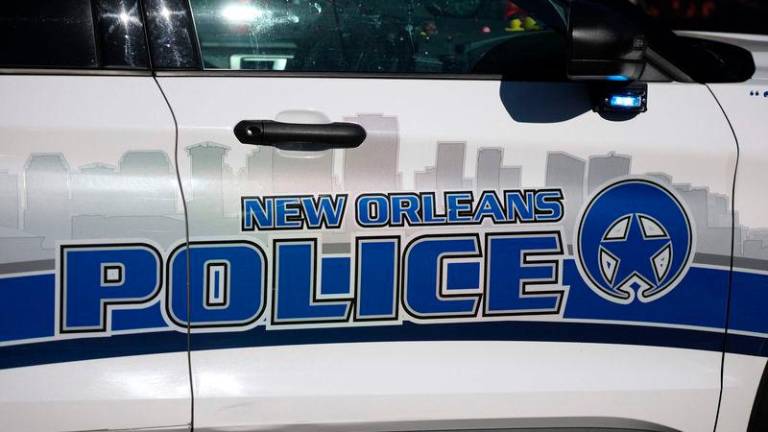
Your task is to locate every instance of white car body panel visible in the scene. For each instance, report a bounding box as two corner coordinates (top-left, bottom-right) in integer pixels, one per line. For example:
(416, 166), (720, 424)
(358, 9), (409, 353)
(706, 40), (768, 429)
(0, 353), (190, 432)
(157, 76), (736, 431)
(716, 354), (768, 432)
(0, 76), (190, 431)
(192, 342), (718, 431)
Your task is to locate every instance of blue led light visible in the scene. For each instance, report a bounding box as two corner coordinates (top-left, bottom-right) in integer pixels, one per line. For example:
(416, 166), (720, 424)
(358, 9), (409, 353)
(609, 95), (642, 108)
(607, 75), (630, 82)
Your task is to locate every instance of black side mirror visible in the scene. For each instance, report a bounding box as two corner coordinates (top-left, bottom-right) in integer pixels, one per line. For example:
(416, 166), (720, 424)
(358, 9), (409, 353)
(567, 0), (648, 81)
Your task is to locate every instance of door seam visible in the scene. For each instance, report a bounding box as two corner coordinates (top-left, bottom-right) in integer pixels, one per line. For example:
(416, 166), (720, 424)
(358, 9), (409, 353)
(705, 83), (741, 432)
(152, 75), (194, 432)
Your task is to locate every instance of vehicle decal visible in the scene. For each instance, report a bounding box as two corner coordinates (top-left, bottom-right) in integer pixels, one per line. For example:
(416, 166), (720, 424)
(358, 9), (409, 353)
(1, 113), (764, 369)
(575, 179), (694, 304)
(1, 178), (767, 368)
(0, 264), (766, 369)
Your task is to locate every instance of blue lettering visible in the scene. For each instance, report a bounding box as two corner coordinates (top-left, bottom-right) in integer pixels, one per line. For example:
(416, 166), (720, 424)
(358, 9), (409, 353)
(421, 193), (447, 224)
(535, 190), (564, 222)
(355, 238), (399, 320)
(445, 192), (474, 223)
(242, 197), (274, 230)
(391, 193), (421, 226)
(356, 195), (390, 227)
(484, 232), (565, 315)
(319, 256), (352, 297)
(505, 191), (535, 222)
(273, 240), (351, 324)
(473, 191), (505, 223)
(60, 244), (161, 333)
(403, 235), (481, 318)
(167, 241), (267, 328)
(275, 197), (303, 229)
(302, 195), (346, 229)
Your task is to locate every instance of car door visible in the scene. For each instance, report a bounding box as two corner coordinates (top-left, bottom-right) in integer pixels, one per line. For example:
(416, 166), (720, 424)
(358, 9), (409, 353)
(0, 1), (190, 431)
(153, 0), (738, 430)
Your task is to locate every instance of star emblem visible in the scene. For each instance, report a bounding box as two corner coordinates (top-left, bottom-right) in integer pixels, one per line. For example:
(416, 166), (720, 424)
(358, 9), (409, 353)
(598, 213), (672, 300)
(576, 179), (694, 304)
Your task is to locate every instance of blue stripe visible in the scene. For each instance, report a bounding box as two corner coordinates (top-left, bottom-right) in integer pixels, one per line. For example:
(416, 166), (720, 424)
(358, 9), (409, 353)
(0, 321), (730, 369)
(190, 321), (727, 353)
(1, 261), (767, 369)
(730, 271), (768, 334)
(0, 273), (55, 342)
(727, 333), (768, 357)
(0, 330), (186, 369)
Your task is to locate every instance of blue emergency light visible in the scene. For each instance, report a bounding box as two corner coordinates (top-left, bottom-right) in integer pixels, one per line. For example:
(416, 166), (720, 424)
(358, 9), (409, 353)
(607, 75), (630, 82)
(609, 95), (643, 109)
(598, 84), (648, 115)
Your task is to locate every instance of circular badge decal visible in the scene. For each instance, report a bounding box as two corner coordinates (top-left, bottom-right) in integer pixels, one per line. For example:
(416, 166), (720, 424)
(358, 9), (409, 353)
(575, 178), (694, 304)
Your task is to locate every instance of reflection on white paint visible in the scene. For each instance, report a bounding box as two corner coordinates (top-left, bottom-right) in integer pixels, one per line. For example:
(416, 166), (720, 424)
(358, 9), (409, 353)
(196, 370), (245, 397)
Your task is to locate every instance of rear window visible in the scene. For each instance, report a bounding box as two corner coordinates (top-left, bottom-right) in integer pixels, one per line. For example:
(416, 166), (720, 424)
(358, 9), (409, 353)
(0, 0), (149, 70)
(0, 0), (98, 68)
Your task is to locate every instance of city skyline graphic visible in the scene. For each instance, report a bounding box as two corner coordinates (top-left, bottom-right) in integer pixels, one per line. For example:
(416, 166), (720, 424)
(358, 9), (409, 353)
(1, 113), (766, 270)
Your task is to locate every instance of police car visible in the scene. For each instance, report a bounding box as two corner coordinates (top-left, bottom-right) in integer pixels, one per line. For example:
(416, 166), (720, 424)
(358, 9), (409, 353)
(1, 0), (767, 431)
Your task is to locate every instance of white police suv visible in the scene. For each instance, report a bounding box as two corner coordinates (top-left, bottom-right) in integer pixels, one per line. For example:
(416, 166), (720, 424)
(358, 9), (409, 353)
(1, 0), (767, 431)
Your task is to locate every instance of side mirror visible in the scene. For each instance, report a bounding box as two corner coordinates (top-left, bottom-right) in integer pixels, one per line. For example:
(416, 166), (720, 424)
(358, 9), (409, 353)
(567, 0), (648, 81)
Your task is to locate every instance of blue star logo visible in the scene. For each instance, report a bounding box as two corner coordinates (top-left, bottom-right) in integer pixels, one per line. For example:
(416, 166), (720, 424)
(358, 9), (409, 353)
(598, 213), (673, 300)
(576, 179), (693, 304)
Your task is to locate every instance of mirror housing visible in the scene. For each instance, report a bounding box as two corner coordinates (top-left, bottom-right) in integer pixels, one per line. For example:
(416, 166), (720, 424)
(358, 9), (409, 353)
(567, 0), (648, 81)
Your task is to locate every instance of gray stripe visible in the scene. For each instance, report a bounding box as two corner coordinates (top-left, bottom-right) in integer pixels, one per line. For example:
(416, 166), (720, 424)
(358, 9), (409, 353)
(733, 255), (768, 272)
(0, 259), (55, 275)
(693, 253), (732, 267)
(695, 252), (768, 271)
(323, 243), (351, 254)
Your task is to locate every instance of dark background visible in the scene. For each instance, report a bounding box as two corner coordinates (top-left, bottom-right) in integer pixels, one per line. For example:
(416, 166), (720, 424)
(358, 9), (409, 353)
(636, 0), (768, 35)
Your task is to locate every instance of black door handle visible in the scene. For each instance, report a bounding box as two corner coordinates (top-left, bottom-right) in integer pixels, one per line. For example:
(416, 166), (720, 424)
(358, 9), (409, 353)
(234, 120), (367, 151)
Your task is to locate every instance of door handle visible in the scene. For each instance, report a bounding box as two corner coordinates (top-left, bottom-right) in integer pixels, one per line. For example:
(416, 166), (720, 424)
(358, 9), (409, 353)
(234, 120), (367, 151)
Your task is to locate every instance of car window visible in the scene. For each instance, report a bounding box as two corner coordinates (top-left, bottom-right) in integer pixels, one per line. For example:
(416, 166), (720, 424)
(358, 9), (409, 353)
(94, 0), (150, 69)
(189, 0), (568, 79)
(638, 0), (768, 36)
(0, 0), (98, 68)
(0, 0), (149, 70)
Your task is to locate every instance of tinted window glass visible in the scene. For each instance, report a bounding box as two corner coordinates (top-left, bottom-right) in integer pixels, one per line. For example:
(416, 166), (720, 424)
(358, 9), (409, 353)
(190, 0), (567, 78)
(638, 0), (768, 36)
(0, 0), (98, 68)
(95, 0), (149, 68)
(143, 0), (202, 69)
